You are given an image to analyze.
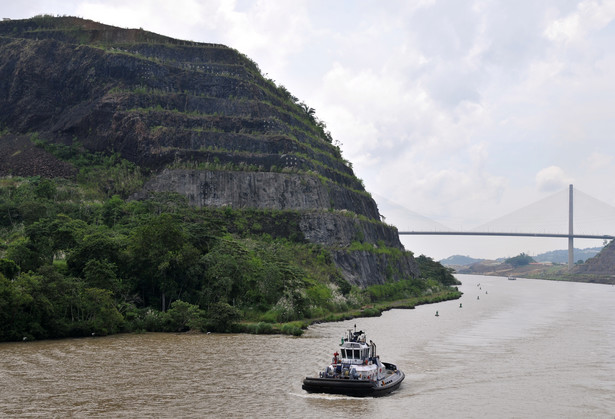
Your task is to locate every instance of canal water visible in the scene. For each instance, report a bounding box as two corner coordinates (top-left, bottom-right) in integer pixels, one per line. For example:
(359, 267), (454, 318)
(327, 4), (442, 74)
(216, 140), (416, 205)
(1, 275), (614, 418)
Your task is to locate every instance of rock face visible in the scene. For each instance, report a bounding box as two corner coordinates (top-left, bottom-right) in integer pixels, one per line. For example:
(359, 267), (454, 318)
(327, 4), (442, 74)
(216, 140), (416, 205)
(571, 240), (615, 283)
(136, 169), (379, 219)
(0, 16), (419, 286)
(0, 134), (77, 178)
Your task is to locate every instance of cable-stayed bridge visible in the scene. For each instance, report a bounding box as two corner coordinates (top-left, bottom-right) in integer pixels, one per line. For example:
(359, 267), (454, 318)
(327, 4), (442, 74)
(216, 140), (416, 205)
(397, 185), (615, 269)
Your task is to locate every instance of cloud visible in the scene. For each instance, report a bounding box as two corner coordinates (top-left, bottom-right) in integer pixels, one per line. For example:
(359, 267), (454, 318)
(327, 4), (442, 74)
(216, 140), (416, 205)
(585, 152), (613, 169)
(8, 0), (615, 259)
(536, 166), (573, 192)
(72, 0), (212, 43)
(544, 0), (615, 44)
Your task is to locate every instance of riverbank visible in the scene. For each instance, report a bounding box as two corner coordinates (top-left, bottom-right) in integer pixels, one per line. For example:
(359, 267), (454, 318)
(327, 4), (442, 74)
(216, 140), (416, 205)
(7, 288), (463, 342)
(237, 289), (463, 336)
(455, 261), (615, 285)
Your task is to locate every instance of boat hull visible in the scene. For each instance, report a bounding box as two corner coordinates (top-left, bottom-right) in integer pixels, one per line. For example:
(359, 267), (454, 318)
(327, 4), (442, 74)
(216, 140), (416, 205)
(302, 371), (405, 397)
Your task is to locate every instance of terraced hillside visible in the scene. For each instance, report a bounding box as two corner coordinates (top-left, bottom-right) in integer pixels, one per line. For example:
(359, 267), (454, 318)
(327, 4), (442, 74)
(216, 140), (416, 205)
(0, 16), (420, 286)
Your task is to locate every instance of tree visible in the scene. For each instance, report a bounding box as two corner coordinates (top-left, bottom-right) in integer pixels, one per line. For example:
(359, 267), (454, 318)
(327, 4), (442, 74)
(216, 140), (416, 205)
(34, 178), (57, 200)
(416, 255), (459, 285)
(505, 253), (535, 267)
(164, 300), (205, 332)
(128, 213), (186, 310)
(0, 259), (19, 280)
(26, 215), (88, 262)
(76, 288), (124, 336)
(0, 272), (54, 341)
(101, 195), (124, 227)
(207, 302), (240, 332)
(83, 259), (121, 292)
(67, 232), (124, 277)
(6, 237), (46, 273)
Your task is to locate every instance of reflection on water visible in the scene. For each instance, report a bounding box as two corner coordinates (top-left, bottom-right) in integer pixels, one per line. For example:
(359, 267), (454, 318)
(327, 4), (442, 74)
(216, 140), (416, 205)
(1, 275), (614, 418)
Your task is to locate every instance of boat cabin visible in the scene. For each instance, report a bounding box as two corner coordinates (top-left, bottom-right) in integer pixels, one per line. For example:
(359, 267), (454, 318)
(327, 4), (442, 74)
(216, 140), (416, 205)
(338, 328), (377, 365)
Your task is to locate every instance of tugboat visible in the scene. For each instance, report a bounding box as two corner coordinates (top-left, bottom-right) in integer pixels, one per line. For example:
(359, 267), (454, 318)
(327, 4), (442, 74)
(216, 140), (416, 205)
(302, 326), (405, 397)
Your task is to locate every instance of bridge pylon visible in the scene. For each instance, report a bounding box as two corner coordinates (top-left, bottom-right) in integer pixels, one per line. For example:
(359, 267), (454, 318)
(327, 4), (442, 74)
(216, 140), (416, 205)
(568, 184), (574, 270)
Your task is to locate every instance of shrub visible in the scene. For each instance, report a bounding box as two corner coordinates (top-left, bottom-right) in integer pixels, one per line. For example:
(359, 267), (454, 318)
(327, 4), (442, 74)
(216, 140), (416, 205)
(281, 322), (304, 336)
(361, 307), (381, 317)
(207, 302), (241, 332)
(165, 300), (205, 332)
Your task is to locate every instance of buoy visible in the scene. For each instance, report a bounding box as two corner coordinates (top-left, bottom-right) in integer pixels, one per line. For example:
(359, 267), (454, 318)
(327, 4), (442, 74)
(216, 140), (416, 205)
(459, 303), (462, 308)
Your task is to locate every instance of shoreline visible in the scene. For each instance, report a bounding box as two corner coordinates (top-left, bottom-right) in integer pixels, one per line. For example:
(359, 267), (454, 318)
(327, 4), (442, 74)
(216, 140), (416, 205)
(456, 271), (615, 285)
(5, 290), (463, 343)
(238, 289), (463, 336)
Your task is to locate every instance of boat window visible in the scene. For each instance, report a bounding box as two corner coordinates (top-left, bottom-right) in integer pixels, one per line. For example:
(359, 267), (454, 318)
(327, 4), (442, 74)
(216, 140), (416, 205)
(353, 349), (359, 359)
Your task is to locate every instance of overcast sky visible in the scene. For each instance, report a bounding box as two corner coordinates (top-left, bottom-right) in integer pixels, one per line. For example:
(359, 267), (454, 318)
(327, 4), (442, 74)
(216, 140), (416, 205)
(4, 0), (615, 259)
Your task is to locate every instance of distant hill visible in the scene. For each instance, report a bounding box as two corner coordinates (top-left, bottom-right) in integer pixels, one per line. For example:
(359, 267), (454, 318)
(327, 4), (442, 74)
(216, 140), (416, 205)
(439, 255), (483, 266)
(442, 247), (603, 267)
(533, 247), (602, 264)
(448, 242), (615, 284)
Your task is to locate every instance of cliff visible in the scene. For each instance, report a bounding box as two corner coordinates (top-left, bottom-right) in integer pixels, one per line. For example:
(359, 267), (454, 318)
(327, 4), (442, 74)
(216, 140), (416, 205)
(569, 240), (615, 284)
(0, 16), (419, 286)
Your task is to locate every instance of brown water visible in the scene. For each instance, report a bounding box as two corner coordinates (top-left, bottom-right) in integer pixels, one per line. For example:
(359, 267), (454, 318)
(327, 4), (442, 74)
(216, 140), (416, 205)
(1, 275), (614, 418)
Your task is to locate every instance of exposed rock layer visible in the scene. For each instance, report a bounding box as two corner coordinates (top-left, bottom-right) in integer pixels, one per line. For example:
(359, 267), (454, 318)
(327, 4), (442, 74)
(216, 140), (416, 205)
(136, 169), (379, 219)
(0, 16), (419, 286)
(571, 240), (615, 283)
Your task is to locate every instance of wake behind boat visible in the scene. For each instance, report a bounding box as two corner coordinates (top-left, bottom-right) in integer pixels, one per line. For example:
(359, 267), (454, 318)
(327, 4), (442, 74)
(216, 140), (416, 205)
(302, 326), (404, 397)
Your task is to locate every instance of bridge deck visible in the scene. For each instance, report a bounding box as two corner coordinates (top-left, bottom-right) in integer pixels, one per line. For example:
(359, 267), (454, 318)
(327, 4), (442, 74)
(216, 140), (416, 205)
(398, 231), (615, 240)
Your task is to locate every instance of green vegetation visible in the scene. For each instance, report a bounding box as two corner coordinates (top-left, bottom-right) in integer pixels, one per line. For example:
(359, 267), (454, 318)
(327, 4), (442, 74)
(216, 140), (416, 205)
(31, 136), (147, 199)
(505, 252), (535, 267)
(0, 16), (461, 341)
(0, 172), (459, 341)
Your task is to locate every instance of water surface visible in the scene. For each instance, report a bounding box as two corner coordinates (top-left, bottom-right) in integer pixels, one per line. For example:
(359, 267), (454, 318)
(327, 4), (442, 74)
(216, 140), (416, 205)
(1, 275), (614, 418)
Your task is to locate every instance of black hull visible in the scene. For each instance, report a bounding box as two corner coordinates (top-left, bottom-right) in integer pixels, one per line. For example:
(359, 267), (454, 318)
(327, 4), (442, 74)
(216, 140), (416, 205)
(302, 371), (404, 397)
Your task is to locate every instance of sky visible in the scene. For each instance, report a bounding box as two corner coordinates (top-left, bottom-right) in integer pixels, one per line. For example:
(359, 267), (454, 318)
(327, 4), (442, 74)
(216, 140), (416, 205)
(4, 0), (615, 260)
